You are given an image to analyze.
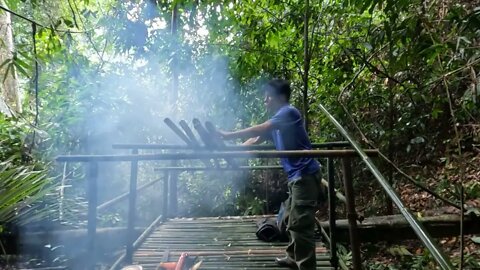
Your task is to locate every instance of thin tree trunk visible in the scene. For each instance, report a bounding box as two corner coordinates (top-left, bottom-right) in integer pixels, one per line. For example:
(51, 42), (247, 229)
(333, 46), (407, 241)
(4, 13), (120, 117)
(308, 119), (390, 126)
(0, 0), (20, 115)
(168, 3), (179, 217)
(302, 0), (310, 132)
(170, 3), (179, 104)
(386, 81), (394, 215)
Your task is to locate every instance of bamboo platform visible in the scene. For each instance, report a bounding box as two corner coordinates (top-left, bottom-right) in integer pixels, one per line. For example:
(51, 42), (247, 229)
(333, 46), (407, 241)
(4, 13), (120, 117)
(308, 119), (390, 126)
(133, 216), (333, 270)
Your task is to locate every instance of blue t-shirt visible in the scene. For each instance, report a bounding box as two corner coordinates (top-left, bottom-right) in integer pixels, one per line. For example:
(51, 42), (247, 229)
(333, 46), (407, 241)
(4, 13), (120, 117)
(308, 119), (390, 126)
(269, 104), (320, 181)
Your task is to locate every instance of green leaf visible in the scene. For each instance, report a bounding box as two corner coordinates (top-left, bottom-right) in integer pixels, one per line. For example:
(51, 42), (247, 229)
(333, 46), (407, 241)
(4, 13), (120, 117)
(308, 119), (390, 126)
(63, 18), (74, 28)
(387, 245), (412, 256)
(471, 236), (480, 244)
(410, 136), (425, 144)
(465, 207), (480, 216)
(13, 61), (29, 77)
(0, 161), (55, 226)
(3, 63), (12, 83)
(0, 58), (11, 70)
(9, 61), (16, 79)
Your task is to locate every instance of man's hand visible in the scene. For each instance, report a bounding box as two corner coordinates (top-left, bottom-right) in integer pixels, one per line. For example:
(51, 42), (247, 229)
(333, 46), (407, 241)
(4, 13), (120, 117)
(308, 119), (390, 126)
(242, 136), (267, 146)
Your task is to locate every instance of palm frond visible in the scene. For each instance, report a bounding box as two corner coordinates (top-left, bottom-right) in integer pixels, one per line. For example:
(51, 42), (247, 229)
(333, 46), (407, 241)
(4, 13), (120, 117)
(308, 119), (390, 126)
(0, 161), (56, 227)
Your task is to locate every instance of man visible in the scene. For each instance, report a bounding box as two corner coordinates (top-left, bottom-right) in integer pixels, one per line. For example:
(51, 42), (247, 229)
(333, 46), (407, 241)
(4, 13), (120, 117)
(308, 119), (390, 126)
(219, 79), (325, 270)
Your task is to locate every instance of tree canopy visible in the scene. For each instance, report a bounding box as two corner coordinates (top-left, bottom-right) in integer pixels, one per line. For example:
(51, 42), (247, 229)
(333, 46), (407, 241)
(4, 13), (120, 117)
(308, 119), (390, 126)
(0, 0), (479, 268)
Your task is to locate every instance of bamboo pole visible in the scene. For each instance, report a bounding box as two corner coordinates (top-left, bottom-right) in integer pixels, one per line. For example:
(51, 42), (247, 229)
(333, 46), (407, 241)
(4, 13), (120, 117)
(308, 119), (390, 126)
(97, 178), (162, 212)
(135, 247), (327, 257)
(111, 141), (351, 150)
(164, 118), (192, 146)
(56, 149), (379, 162)
(342, 158), (361, 270)
(179, 120), (201, 147)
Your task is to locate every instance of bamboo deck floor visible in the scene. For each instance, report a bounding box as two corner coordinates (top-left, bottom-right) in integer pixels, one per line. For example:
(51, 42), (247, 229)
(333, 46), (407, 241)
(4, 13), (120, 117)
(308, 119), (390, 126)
(133, 216), (333, 270)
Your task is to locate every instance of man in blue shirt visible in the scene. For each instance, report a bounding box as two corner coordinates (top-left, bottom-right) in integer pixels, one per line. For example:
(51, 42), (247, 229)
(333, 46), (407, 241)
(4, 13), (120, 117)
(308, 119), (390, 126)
(220, 79), (325, 269)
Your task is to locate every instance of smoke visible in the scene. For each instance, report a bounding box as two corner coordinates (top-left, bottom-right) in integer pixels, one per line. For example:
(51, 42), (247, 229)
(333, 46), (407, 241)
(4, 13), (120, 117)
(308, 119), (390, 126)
(14, 1), (268, 268)
(69, 0), (247, 221)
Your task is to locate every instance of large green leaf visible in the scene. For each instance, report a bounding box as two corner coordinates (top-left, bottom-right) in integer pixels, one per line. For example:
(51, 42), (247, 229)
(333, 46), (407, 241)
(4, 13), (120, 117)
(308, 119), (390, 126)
(0, 161), (55, 227)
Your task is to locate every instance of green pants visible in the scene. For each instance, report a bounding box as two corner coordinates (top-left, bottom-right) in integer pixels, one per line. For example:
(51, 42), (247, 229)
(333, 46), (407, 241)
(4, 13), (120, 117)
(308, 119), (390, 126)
(285, 172), (324, 270)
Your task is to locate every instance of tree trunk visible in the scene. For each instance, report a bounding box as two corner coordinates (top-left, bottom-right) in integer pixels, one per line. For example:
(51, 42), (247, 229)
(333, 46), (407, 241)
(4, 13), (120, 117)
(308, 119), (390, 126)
(0, 0), (21, 115)
(170, 3), (179, 104)
(168, 3), (179, 216)
(319, 214), (480, 242)
(386, 80), (394, 215)
(302, 0), (310, 132)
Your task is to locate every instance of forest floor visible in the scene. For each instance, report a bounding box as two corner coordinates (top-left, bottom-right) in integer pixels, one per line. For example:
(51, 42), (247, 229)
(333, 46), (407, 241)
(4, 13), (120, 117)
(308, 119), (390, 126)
(357, 151), (480, 269)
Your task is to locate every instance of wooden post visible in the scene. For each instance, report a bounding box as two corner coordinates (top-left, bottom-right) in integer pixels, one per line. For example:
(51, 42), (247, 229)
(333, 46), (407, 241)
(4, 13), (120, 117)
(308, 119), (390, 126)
(265, 171), (269, 213)
(126, 149), (139, 264)
(168, 161), (178, 217)
(86, 162), (98, 270)
(162, 171), (169, 222)
(342, 158), (362, 270)
(327, 157), (338, 269)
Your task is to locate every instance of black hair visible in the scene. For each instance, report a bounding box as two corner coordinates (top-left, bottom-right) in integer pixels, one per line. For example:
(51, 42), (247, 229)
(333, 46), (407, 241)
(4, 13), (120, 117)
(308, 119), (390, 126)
(263, 79), (291, 102)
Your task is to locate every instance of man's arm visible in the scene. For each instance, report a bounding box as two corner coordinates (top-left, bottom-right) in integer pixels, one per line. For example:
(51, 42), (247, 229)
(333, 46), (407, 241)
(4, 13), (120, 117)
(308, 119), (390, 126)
(219, 121), (273, 141)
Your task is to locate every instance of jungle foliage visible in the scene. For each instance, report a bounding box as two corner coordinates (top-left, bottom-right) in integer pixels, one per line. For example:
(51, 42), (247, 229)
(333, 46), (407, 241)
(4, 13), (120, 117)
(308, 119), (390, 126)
(0, 0), (479, 268)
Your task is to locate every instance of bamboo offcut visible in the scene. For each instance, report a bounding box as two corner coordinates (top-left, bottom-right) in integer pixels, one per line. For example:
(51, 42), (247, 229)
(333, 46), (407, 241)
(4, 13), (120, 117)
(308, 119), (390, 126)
(179, 120), (201, 147)
(164, 118), (192, 146)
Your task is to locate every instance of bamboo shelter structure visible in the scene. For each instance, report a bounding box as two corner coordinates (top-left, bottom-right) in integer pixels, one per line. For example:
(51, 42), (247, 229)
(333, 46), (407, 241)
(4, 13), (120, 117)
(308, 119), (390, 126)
(56, 107), (457, 270)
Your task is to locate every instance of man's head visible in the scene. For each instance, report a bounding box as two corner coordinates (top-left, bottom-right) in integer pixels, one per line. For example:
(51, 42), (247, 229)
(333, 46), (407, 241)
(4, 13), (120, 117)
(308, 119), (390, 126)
(263, 79), (291, 113)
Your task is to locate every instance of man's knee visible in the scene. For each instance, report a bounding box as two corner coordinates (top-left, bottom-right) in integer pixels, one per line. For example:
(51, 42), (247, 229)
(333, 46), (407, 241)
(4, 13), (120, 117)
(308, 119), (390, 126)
(287, 203), (316, 231)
